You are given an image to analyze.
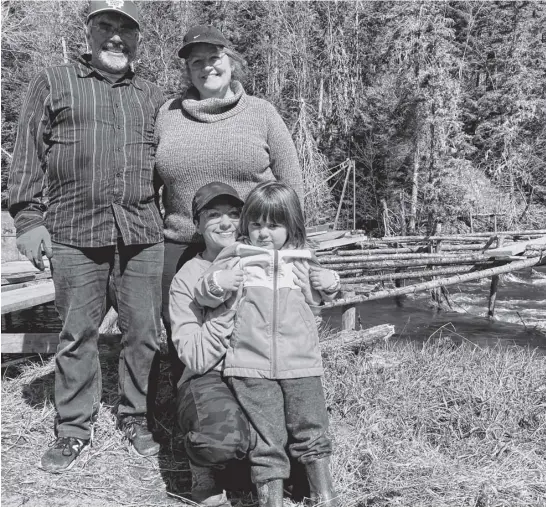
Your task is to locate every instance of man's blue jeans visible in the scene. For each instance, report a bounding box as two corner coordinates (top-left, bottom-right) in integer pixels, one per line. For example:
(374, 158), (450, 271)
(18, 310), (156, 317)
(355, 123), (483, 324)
(51, 240), (164, 440)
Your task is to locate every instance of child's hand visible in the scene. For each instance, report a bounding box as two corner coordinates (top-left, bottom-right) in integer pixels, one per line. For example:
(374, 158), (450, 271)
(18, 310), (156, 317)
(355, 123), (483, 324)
(215, 269), (244, 291)
(310, 267), (338, 291)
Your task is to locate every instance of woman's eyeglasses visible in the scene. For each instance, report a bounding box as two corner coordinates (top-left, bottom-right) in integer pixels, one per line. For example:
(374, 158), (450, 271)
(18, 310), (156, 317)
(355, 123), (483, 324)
(187, 53), (227, 71)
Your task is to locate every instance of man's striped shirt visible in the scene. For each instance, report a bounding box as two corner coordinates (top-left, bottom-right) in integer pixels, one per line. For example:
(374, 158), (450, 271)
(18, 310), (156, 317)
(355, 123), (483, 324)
(8, 55), (165, 247)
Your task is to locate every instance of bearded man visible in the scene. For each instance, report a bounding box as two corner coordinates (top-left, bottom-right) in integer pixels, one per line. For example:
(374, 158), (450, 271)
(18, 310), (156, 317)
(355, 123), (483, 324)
(8, 0), (165, 472)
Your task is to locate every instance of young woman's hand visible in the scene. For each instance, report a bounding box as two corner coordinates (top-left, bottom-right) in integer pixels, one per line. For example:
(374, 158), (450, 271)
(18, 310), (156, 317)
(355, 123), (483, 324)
(215, 269), (244, 291)
(293, 260), (321, 306)
(309, 267), (338, 291)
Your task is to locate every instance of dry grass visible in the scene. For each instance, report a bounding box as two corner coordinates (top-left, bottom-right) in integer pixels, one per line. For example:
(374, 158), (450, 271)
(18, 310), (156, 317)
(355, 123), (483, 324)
(2, 333), (546, 506)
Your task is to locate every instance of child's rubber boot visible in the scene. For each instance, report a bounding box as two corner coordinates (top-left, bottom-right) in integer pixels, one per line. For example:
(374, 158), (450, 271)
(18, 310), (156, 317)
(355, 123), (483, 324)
(304, 457), (338, 506)
(256, 479), (284, 507)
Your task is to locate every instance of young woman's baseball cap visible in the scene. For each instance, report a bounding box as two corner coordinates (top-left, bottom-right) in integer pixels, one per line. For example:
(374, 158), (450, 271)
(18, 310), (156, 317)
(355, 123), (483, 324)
(192, 182), (244, 221)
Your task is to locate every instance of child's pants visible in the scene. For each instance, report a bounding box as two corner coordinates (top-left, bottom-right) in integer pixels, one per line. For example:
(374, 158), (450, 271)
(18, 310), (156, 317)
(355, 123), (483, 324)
(228, 376), (332, 484)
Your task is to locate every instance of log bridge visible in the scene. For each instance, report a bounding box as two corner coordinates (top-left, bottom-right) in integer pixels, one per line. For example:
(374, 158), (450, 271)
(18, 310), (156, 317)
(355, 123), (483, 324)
(315, 229), (546, 331)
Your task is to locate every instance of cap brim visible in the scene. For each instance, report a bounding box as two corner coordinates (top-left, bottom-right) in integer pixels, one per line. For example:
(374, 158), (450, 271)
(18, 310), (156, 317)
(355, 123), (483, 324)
(178, 40), (230, 59)
(87, 8), (139, 28)
(202, 193), (244, 209)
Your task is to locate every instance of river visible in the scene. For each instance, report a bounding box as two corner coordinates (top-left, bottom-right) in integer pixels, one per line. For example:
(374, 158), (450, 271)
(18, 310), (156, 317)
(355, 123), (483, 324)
(2, 267), (545, 352)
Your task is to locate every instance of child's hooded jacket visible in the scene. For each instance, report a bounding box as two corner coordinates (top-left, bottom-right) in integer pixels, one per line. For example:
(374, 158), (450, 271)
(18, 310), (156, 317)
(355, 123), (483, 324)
(195, 243), (333, 379)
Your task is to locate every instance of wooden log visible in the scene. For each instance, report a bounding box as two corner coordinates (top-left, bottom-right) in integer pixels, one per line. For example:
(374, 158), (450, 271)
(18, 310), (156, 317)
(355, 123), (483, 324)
(323, 256), (542, 308)
(341, 289), (356, 331)
(1, 281), (55, 315)
(320, 324), (395, 353)
(319, 252), (472, 263)
(488, 236), (505, 318)
(321, 255), (494, 270)
(334, 244), (489, 256)
(341, 265), (477, 284)
(488, 275), (500, 318)
(380, 230), (546, 242)
(1, 333), (121, 354)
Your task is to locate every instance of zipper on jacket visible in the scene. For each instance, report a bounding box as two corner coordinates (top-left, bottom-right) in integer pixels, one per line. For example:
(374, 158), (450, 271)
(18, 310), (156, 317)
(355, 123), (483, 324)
(271, 250), (279, 377)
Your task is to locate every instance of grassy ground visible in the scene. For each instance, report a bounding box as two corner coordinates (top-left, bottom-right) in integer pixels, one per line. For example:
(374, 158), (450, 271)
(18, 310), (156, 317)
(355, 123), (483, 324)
(2, 331), (545, 507)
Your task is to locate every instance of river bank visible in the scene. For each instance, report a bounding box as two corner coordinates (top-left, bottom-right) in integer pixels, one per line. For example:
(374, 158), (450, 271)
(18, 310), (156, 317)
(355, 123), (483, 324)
(2, 330), (545, 506)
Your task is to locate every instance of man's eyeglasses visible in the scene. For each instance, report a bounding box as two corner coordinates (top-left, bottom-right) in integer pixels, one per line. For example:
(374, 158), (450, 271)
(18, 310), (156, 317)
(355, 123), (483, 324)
(92, 21), (139, 38)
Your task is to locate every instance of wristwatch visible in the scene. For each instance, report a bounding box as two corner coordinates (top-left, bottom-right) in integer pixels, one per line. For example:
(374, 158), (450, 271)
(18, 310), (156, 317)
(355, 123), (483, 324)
(324, 271), (341, 293)
(208, 271), (225, 297)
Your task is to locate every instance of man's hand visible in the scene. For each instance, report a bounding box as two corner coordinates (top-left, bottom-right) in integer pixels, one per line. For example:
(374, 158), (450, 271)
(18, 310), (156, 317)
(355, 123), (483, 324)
(214, 269), (244, 292)
(309, 267), (338, 291)
(293, 260), (321, 306)
(16, 225), (52, 271)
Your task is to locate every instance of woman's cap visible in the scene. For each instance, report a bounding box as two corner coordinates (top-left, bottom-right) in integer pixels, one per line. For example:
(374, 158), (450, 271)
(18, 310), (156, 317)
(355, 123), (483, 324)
(192, 182), (244, 221)
(87, 0), (140, 28)
(178, 25), (231, 59)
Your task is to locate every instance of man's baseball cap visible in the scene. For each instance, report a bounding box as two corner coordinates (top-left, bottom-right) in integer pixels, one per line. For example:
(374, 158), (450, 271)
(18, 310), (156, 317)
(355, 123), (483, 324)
(87, 0), (140, 28)
(192, 182), (244, 221)
(178, 25), (231, 59)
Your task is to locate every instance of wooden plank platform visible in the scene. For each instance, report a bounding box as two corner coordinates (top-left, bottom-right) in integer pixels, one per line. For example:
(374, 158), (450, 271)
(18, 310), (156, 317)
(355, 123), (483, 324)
(486, 236), (546, 258)
(315, 234), (368, 251)
(1, 333), (121, 354)
(1, 259), (51, 285)
(1, 281), (55, 315)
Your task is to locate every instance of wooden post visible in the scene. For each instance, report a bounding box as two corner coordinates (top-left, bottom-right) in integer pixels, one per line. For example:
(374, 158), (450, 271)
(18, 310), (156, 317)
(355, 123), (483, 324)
(341, 289), (356, 330)
(469, 212), (474, 233)
(333, 162), (351, 230)
(488, 236), (504, 318)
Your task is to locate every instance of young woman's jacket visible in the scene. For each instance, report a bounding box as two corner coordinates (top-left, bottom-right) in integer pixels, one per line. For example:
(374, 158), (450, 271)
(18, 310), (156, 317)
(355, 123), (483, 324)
(195, 243), (336, 379)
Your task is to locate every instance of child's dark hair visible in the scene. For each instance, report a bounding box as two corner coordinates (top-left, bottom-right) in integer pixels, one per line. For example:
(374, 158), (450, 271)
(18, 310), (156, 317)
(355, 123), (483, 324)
(239, 181), (307, 248)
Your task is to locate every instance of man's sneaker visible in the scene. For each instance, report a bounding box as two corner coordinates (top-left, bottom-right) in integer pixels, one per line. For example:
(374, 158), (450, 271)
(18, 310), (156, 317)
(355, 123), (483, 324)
(190, 462), (231, 507)
(120, 415), (160, 457)
(40, 436), (90, 473)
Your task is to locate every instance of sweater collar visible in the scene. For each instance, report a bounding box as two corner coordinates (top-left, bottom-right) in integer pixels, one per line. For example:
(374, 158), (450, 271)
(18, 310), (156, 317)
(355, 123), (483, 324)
(181, 80), (247, 123)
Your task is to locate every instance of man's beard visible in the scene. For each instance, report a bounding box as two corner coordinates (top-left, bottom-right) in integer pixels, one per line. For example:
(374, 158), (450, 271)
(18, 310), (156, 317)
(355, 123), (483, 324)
(98, 49), (131, 73)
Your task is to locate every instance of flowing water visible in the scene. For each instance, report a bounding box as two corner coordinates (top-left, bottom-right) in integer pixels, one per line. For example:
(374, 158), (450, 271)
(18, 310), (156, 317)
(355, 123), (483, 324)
(324, 265), (546, 351)
(3, 267), (545, 352)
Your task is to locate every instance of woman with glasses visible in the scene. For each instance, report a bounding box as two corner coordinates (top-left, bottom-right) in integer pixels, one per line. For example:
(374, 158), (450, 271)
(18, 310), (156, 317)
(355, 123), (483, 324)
(154, 25), (304, 388)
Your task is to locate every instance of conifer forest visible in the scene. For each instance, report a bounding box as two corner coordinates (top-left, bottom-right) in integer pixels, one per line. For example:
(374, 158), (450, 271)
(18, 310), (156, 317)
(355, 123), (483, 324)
(1, 1), (545, 235)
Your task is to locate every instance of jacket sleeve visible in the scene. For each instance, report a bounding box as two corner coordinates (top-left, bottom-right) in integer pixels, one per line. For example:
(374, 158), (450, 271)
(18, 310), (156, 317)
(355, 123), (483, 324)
(169, 270), (235, 375)
(265, 102), (305, 206)
(194, 256), (241, 309)
(8, 72), (51, 237)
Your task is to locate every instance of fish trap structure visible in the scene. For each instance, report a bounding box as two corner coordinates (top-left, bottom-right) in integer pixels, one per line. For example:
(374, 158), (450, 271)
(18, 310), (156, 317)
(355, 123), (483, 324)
(315, 229), (546, 330)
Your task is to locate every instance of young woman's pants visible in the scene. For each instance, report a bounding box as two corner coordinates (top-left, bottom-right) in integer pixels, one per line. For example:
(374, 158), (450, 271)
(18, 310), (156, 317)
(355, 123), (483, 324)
(228, 376), (332, 484)
(176, 370), (252, 467)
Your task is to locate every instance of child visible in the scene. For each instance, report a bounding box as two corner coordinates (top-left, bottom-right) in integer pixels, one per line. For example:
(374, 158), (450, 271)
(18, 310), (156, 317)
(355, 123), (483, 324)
(195, 181), (340, 507)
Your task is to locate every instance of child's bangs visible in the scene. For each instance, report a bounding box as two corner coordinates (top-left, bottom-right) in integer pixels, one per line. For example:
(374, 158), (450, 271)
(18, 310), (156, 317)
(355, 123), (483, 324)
(246, 195), (289, 226)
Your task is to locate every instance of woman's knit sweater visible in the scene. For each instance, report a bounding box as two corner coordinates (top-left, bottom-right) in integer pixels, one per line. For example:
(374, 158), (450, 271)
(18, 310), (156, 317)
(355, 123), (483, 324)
(155, 81), (304, 244)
